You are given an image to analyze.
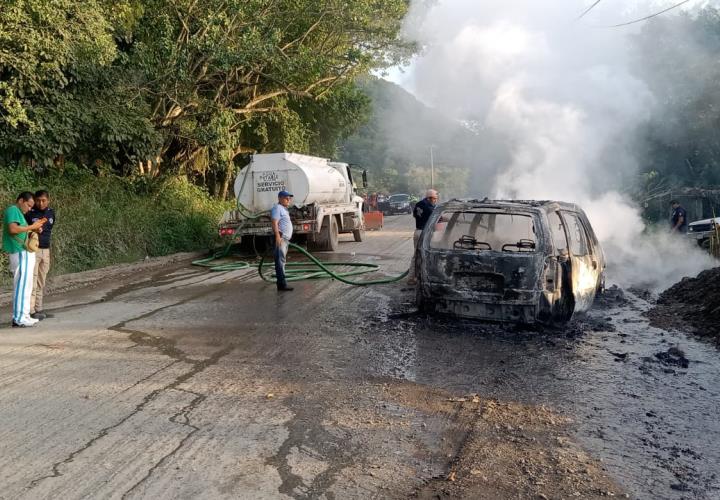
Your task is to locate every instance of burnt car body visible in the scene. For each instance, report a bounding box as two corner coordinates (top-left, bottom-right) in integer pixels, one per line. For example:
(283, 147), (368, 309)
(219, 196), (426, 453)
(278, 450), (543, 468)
(415, 199), (606, 324)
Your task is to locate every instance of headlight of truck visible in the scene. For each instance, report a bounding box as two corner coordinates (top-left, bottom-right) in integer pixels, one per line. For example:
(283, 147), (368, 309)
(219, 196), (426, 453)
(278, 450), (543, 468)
(689, 226), (694, 232)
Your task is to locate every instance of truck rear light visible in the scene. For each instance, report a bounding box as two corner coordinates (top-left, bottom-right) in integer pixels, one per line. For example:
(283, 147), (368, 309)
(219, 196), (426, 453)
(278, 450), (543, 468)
(303, 224), (310, 231)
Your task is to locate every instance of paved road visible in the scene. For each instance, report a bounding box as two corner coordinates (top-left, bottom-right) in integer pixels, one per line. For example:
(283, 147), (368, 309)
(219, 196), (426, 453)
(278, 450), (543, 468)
(2, 215), (718, 499)
(0, 216), (471, 499)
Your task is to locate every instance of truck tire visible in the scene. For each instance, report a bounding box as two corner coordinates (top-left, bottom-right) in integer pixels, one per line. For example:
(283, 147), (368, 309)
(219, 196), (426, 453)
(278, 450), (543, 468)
(327, 216), (339, 251)
(353, 228), (364, 242)
(310, 216), (339, 252)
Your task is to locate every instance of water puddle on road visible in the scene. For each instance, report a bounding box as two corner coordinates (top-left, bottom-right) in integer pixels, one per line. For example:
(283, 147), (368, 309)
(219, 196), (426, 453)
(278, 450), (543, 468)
(362, 289), (720, 500)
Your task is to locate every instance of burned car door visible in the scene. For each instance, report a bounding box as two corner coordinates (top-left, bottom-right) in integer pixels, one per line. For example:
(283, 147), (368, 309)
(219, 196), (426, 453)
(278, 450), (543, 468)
(544, 210), (574, 322)
(559, 210), (601, 313)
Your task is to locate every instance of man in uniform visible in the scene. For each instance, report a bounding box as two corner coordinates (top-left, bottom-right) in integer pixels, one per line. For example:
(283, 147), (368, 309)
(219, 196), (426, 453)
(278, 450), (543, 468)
(26, 190), (55, 320)
(271, 190), (294, 292)
(670, 200), (687, 234)
(407, 189), (439, 285)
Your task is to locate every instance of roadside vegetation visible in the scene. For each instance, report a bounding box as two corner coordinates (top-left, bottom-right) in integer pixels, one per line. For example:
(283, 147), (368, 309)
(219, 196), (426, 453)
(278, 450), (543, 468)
(0, 165), (228, 283)
(0, 0), (411, 278)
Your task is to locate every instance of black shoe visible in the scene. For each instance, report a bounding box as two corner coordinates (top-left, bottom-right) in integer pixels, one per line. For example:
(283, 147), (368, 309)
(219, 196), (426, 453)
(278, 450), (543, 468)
(31, 312), (46, 320)
(277, 286), (294, 292)
(35, 311), (53, 318)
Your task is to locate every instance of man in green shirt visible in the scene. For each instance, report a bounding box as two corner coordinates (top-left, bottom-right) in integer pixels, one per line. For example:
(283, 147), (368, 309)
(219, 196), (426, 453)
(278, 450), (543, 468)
(3, 192), (45, 327)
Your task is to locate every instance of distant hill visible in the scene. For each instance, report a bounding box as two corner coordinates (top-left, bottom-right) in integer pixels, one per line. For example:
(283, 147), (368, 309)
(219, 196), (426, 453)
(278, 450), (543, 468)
(340, 77), (508, 196)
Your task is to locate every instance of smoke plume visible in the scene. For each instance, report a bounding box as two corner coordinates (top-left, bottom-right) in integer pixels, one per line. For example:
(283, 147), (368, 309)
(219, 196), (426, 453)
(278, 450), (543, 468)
(396, 0), (717, 290)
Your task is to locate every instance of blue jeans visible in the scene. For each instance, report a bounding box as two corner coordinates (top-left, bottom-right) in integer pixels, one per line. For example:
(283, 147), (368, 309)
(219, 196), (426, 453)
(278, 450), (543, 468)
(274, 239), (289, 288)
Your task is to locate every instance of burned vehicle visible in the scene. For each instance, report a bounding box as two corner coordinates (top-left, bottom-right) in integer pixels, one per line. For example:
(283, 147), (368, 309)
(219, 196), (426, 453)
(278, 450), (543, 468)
(415, 200), (606, 324)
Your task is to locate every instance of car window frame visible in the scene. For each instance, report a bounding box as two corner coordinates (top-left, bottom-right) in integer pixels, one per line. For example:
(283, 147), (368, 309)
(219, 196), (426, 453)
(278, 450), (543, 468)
(559, 210), (595, 257)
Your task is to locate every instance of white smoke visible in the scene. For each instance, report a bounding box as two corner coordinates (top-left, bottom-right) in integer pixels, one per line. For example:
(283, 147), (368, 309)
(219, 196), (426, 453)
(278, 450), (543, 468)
(399, 0), (718, 290)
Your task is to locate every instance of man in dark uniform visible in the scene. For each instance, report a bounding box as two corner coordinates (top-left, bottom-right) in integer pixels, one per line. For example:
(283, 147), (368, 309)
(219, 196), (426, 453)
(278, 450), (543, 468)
(670, 200), (687, 234)
(25, 190), (56, 320)
(407, 189), (438, 285)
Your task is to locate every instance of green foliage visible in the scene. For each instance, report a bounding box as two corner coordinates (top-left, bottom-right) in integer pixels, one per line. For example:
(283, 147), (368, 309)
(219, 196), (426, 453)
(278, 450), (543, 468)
(0, 165), (228, 282)
(0, 0), (123, 164)
(1, 0), (413, 185)
(632, 7), (720, 188)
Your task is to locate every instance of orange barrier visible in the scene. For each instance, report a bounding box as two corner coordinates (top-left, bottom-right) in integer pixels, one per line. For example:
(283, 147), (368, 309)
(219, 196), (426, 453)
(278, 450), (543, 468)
(364, 211), (384, 230)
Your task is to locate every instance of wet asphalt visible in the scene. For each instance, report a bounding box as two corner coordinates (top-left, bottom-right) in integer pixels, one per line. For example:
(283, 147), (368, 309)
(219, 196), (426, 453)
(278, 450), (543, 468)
(0, 215), (718, 499)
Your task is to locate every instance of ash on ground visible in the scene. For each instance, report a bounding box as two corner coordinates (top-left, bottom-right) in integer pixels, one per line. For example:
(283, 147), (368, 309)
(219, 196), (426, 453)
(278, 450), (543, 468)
(647, 267), (720, 342)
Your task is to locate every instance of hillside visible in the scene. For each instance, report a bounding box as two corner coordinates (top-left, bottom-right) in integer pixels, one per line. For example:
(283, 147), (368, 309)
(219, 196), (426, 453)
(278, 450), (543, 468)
(341, 78), (508, 196)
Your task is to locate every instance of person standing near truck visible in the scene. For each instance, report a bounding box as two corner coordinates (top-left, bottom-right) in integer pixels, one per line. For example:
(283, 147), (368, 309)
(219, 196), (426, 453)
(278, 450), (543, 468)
(25, 190), (55, 320)
(3, 192), (46, 327)
(407, 189), (438, 285)
(271, 190), (294, 292)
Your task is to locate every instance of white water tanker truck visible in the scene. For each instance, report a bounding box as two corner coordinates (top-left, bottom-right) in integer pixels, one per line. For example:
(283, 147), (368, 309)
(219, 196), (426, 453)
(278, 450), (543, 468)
(218, 153), (367, 251)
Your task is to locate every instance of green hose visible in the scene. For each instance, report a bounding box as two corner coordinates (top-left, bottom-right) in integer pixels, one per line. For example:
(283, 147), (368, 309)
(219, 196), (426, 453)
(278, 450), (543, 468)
(193, 241), (408, 285)
(258, 242), (408, 285)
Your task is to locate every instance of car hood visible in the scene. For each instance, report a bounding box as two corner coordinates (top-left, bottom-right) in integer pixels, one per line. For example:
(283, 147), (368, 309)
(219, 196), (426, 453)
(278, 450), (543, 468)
(689, 217), (720, 227)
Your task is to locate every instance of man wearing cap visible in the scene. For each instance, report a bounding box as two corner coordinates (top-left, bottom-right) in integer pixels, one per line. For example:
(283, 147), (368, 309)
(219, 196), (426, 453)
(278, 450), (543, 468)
(272, 190), (294, 291)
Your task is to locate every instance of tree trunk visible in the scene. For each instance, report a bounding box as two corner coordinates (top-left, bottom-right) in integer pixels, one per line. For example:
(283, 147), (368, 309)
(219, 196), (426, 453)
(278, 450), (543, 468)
(220, 161), (233, 200)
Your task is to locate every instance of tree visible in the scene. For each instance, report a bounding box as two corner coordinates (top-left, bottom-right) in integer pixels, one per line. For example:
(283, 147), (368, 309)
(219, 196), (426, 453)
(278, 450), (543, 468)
(1, 0), (413, 196)
(0, 0), (124, 165)
(123, 0), (412, 190)
(632, 7), (720, 187)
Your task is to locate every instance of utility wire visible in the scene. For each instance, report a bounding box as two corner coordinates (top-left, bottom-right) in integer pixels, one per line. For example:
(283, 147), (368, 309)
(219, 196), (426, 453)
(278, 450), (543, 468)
(578, 0), (603, 20)
(609, 0), (692, 28)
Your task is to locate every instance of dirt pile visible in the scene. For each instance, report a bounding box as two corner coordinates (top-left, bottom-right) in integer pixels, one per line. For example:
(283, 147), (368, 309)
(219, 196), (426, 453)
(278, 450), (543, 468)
(415, 398), (625, 500)
(648, 266), (720, 340)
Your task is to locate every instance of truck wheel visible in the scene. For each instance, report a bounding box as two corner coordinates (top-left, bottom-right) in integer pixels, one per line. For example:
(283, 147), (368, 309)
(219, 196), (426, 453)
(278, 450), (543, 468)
(328, 216), (339, 251)
(311, 216), (339, 252)
(353, 228), (364, 242)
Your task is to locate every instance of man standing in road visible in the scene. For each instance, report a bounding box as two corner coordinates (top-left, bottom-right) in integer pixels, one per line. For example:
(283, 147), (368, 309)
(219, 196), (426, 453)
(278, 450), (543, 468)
(25, 190), (55, 320)
(670, 200), (687, 234)
(272, 190), (294, 292)
(408, 189), (438, 285)
(2, 192), (45, 327)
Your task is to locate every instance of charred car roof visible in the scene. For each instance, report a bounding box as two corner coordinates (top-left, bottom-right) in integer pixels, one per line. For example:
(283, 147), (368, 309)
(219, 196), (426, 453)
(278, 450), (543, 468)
(442, 198), (583, 213)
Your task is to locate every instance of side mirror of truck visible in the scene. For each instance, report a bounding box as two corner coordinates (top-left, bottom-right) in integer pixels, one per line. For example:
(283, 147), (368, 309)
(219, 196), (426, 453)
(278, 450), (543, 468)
(362, 170), (368, 188)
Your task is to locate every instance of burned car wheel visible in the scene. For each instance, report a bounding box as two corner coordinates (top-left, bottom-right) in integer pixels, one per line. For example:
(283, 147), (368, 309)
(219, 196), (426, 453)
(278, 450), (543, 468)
(416, 281), (434, 313)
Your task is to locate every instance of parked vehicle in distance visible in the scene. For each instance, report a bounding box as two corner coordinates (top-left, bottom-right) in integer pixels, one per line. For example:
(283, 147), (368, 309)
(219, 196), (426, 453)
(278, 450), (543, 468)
(386, 193), (413, 215)
(377, 194), (390, 214)
(687, 216), (720, 249)
(415, 199), (606, 324)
